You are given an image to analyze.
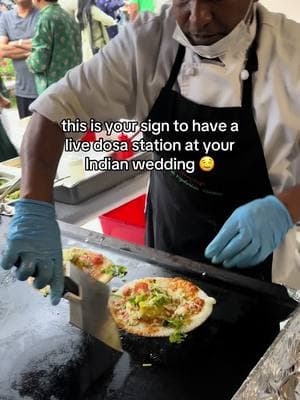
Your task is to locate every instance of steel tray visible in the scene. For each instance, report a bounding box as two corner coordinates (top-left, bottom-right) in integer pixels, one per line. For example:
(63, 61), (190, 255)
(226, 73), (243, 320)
(54, 152), (152, 205)
(0, 165), (21, 194)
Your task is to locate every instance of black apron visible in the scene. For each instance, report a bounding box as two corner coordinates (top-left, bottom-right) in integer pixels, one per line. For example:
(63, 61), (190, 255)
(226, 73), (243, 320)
(144, 20), (273, 282)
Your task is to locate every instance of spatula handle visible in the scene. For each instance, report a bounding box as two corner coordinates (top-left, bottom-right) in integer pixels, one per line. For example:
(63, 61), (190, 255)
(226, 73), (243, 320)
(63, 276), (79, 296)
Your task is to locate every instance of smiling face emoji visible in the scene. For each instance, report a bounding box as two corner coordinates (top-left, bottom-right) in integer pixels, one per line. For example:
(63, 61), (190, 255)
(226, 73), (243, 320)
(199, 156), (215, 172)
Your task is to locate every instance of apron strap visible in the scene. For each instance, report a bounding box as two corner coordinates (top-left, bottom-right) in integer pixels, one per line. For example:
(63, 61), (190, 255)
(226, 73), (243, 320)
(165, 44), (186, 91)
(242, 12), (260, 109)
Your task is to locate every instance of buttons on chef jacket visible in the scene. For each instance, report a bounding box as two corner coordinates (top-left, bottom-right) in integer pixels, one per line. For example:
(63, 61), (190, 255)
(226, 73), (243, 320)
(182, 62), (196, 77)
(186, 67), (194, 75)
(240, 69), (250, 80)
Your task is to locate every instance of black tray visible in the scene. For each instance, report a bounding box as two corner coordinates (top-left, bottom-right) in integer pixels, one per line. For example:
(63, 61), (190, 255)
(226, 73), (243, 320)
(0, 220), (297, 400)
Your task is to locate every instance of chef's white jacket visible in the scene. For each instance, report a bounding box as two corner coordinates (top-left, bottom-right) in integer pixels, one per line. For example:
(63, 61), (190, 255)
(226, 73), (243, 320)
(31, 3), (300, 289)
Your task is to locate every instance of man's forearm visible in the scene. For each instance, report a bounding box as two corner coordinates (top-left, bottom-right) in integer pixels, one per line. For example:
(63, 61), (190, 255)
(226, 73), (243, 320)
(9, 39), (32, 51)
(0, 44), (30, 59)
(277, 186), (300, 224)
(21, 112), (65, 203)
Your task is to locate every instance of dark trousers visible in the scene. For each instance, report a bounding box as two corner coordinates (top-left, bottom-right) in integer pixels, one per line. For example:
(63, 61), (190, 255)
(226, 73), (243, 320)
(16, 96), (36, 119)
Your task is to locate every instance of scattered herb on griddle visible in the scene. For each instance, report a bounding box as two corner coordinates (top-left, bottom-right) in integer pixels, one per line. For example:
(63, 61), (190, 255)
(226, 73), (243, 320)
(103, 265), (128, 279)
(164, 315), (187, 344)
(169, 331), (187, 344)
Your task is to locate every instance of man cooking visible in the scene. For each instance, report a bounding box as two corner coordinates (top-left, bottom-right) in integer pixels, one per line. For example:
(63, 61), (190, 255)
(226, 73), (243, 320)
(1, 0), (300, 305)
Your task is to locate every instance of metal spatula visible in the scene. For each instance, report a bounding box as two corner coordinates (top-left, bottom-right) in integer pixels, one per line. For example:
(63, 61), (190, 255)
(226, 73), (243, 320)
(63, 261), (122, 352)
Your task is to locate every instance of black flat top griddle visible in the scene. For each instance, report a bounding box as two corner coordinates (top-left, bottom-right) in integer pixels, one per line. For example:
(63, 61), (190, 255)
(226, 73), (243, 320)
(0, 218), (297, 400)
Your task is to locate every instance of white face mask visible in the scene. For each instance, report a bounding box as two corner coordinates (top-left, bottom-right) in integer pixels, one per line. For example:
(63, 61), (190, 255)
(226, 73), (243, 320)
(175, 1), (256, 59)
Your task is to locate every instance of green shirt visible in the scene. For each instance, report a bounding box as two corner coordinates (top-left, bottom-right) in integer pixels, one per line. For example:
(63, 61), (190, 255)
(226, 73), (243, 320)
(27, 3), (82, 95)
(130, 0), (155, 13)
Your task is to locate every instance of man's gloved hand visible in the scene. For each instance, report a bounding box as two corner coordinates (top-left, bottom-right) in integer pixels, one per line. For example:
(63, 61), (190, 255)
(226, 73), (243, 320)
(205, 195), (293, 268)
(0, 199), (64, 305)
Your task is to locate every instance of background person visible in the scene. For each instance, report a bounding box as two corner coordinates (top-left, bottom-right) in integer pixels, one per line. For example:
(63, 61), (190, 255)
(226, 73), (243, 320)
(1, 0), (300, 305)
(0, 0), (15, 15)
(96, 0), (124, 38)
(0, 0), (38, 118)
(128, 0), (154, 21)
(77, 0), (116, 61)
(58, 0), (76, 16)
(26, 0), (82, 95)
(0, 77), (18, 161)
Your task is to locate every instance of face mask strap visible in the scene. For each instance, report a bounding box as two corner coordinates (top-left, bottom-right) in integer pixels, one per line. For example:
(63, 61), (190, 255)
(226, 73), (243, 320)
(244, 0), (255, 25)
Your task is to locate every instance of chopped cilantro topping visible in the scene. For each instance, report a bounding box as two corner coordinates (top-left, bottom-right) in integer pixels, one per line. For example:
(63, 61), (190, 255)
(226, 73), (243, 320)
(151, 293), (169, 307)
(122, 281), (189, 344)
(166, 315), (185, 330)
(103, 265), (128, 278)
(165, 315), (187, 344)
(126, 286), (171, 309)
(169, 332), (187, 344)
(128, 293), (147, 306)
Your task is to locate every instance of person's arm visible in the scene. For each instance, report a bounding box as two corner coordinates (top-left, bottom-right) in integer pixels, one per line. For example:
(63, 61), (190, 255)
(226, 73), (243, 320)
(0, 16), (163, 304)
(91, 5), (116, 26)
(7, 32), (137, 305)
(0, 93), (10, 108)
(9, 38), (32, 51)
(24, 20), (141, 198)
(26, 19), (52, 73)
(21, 112), (65, 202)
(0, 36), (30, 59)
(0, 112), (66, 306)
(0, 15), (29, 58)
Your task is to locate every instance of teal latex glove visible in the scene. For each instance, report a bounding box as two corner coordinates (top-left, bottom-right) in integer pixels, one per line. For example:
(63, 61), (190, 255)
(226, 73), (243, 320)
(0, 199), (64, 305)
(205, 195), (293, 268)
